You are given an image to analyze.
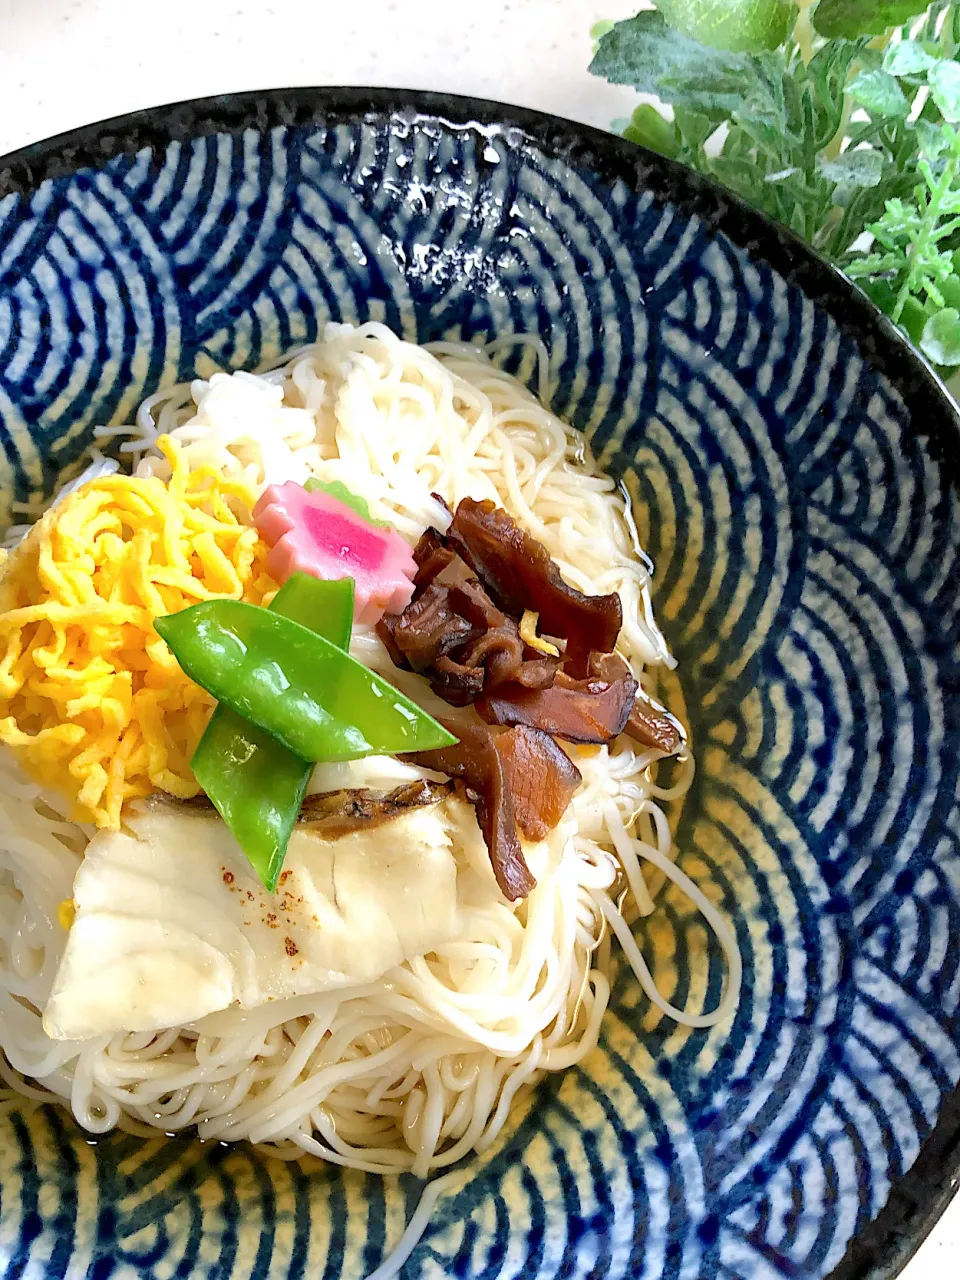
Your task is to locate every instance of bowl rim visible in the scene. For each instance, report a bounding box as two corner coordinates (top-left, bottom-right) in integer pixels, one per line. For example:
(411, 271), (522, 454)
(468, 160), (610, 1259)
(1, 85), (958, 1280)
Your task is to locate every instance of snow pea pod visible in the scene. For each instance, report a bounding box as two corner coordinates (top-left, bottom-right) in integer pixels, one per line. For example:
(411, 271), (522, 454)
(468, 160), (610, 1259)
(191, 574), (355, 891)
(157, 598), (457, 764)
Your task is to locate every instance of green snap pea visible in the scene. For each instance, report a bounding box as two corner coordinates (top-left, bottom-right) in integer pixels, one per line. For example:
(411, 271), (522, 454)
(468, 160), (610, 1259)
(158, 598), (456, 764)
(189, 574), (356, 891)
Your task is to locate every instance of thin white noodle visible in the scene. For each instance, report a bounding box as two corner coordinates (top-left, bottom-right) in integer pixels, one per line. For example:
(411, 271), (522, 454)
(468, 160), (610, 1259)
(0, 322), (741, 1274)
(362, 1170), (462, 1280)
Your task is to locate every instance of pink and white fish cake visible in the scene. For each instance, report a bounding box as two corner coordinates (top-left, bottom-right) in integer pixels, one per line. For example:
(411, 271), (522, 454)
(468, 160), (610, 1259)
(253, 482), (417, 625)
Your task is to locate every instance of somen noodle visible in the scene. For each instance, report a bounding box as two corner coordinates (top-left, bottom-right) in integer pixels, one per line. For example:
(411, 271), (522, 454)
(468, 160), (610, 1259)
(0, 323), (740, 1265)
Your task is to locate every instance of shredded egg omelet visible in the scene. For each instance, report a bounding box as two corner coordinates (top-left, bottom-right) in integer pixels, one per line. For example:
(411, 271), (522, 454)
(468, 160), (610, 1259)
(0, 438), (278, 827)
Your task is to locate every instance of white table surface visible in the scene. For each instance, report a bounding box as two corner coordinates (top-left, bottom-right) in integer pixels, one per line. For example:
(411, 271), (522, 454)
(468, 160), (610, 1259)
(0, 0), (955, 1274)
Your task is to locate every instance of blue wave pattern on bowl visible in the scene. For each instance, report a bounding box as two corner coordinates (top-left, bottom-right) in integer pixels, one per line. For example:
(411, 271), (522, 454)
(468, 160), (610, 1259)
(0, 115), (959, 1280)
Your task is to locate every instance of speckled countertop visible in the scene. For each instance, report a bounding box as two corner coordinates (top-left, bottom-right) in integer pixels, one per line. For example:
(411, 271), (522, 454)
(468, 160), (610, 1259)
(0, 0), (955, 1274)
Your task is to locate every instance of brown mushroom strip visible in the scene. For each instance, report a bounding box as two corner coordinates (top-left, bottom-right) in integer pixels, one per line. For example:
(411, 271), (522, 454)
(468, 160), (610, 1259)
(447, 579), (533, 689)
(512, 654), (563, 689)
(587, 652), (686, 755)
(430, 656), (486, 706)
(378, 586), (490, 707)
(587, 651), (631, 682)
(378, 531), (559, 705)
(495, 726), (582, 841)
(447, 497), (623, 673)
(404, 723), (535, 901)
(376, 610), (406, 669)
(458, 628), (524, 687)
(626, 695), (686, 755)
(413, 527), (459, 588)
(448, 577), (507, 629)
(477, 665), (639, 745)
(389, 582), (480, 670)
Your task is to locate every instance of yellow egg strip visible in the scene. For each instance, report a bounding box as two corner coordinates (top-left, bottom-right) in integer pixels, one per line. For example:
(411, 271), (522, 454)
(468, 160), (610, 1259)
(0, 437), (278, 828)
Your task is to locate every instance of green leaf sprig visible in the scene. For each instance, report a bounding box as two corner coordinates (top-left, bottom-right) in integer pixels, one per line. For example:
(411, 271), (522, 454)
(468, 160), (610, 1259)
(590, 1), (960, 374)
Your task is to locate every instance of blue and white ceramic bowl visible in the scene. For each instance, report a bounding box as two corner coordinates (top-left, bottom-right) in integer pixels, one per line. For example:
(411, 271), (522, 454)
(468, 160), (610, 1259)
(0, 88), (958, 1280)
